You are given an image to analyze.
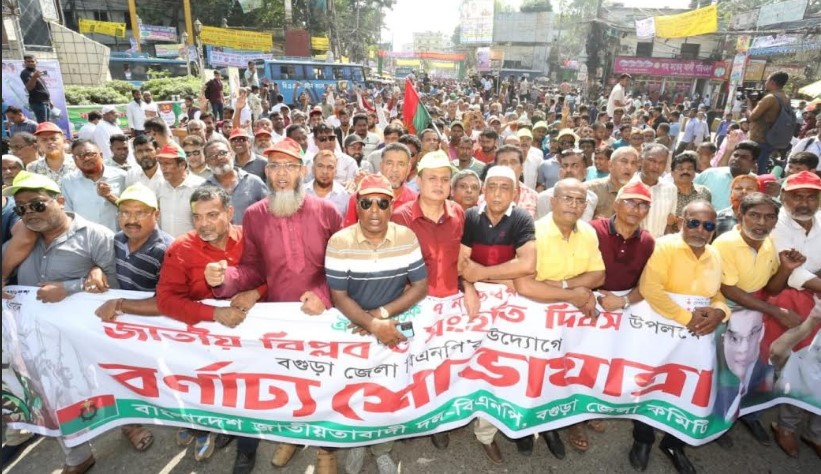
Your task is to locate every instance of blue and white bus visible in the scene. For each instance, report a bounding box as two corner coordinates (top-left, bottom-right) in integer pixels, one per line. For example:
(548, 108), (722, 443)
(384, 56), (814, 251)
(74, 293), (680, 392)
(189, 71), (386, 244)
(258, 59), (366, 106)
(109, 54), (189, 86)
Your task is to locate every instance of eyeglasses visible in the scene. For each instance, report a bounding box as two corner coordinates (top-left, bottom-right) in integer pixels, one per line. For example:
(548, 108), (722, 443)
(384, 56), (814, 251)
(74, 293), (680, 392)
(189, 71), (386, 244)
(266, 162), (302, 172)
(206, 150), (230, 161)
(725, 325), (763, 345)
(685, 219), (716, 232)
(556, 195), (587, 207)
(13, 198), (53, 216)
(73, 151), (99, 160)
(359, 198), (391, 211)
(230, 137), (248, 143)
(118, 210), (153, 220)
(316, 135), (335, 143)
(185, 149), (203, 156)
(620, 199), (650, 211)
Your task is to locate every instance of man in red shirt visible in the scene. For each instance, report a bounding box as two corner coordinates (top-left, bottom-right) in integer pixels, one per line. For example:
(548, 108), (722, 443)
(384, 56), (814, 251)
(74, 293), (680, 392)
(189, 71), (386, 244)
(392, 149), (464, 450)
(204, 138), (342, 473)
(343, 143), (418, 226)
(475, 128), (499, 164)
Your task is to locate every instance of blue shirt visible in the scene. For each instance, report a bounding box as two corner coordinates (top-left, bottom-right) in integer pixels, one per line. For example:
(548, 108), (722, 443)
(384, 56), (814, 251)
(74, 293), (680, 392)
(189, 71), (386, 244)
(205, 167), (269, 224)
(9, 118), (37, 136)
(716, 120), (732, 137)
(2, 196), (20, 244)
(586, 166), (609, 182)
(694, 167), (734, 211)
(114, 228), (174, 291)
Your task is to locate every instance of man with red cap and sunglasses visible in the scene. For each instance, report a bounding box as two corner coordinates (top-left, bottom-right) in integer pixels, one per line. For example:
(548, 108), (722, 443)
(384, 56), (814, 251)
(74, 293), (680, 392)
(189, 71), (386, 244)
(766, 170), (821, 458)
(325, 173), (428, 474)
(636, 200), (731, 473)
(228, 128), (267, 182)
(204, 137), (342, 473)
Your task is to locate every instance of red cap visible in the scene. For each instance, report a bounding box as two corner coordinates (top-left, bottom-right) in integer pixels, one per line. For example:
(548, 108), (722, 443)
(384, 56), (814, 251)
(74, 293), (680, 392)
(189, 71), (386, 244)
(357, 174), (394, 198)
(229, 128), (252, 140)
(34, 122), (63, 135)
(263, 137), (302, 162)
(783, 170), (821, 192)
(757, 174), (777, 192)
(254, 129), (272, 137)
(155, 142), (187, 160)
(309, 106), (323, 116)
(616, 181), (652, 202)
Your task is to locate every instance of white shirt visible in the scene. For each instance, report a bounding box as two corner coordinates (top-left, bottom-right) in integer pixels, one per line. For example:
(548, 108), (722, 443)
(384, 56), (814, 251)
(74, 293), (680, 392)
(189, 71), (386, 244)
(77, 122), (97, 141)
(154, 172), (206, 237)
(126, 100), (146, 131)
(771, 210), (821, 290)
(523, 147), (543, 190)
(244, 68), (260, 88)
(60, 166), (127, 232)
(631, 175), (677, 238)
(142, 101), (159, 118)
(790, 136), (821, 169)
(125, 166), (166, 189)
(607, 83), (625, 118)
(93, 120), (124, 161)
(302, 150), (358, 185)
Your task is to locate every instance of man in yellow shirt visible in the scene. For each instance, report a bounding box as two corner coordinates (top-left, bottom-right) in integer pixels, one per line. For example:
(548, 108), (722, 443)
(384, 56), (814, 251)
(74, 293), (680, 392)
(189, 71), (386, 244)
(634, 200), (729, 473)
(713, 192), (806, 447)
(515, 178), (605, 459)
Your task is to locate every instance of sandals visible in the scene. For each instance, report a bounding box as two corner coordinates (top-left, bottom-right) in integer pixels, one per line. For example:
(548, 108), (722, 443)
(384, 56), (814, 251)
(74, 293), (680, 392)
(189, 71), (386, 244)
(121, 424), (154, 451)
(586, 419), (606, 433)
(566, 423), (589, 452)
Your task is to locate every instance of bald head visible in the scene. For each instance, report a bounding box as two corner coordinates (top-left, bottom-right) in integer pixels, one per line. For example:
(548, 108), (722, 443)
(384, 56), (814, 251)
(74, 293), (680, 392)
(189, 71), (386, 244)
(554, 178), (586, 197)
(681, 200), (716, 220)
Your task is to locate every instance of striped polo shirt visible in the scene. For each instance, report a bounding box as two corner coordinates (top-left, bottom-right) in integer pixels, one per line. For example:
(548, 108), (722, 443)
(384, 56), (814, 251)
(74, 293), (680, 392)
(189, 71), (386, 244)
(325, 222), (427, 310)
(114, 227), (175, 291)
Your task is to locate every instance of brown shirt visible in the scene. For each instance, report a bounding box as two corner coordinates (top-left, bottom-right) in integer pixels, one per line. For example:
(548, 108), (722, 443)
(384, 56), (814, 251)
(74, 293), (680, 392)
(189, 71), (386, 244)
(586, 177), (620, 219)
(748, 91), (787, 143)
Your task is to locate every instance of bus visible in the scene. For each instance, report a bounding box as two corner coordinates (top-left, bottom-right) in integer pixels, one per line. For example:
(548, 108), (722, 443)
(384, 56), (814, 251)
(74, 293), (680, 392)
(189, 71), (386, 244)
(257, 59), (366, 106)
(109, 53), (190, 86)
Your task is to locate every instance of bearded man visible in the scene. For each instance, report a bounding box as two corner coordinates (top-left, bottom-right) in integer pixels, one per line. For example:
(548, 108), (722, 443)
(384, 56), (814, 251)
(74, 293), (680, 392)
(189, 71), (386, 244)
(205, 137), (343, 472)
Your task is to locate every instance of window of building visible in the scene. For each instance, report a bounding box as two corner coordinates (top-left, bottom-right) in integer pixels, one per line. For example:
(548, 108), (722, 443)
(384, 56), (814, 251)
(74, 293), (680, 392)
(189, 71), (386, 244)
(680, 43), (700, 60)
(636, 42), (654, 57)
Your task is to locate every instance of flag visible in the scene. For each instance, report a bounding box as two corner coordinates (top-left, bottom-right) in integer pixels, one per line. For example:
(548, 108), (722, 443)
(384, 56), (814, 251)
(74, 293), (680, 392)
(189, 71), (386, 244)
(402, 79), (431, 135)
(56, 395), (119, 434)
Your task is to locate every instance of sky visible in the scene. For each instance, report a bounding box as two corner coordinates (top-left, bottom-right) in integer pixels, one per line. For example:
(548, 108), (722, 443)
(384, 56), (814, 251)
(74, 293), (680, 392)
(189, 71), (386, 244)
(382, 0), (691, 51)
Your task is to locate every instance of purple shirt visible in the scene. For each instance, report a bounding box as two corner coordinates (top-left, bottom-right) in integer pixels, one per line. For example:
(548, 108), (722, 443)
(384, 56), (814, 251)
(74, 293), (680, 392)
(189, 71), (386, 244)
(214, 195), (343, 308)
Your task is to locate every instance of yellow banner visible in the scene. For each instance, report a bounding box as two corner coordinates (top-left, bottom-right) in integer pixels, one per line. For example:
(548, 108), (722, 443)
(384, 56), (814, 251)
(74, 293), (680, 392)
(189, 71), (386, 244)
(311, 37), (330, 51)
(654, 5), (717, 39)
(200, 26), (272, 52)
(395, 59), (422, 67)
(78, 18), (126, 38)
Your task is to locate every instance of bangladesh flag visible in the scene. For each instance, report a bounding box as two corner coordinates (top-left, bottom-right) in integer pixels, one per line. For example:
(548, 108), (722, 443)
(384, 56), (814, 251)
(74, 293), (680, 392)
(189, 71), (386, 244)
(402, 78), (431, 134)
(56, 394), (119, 434)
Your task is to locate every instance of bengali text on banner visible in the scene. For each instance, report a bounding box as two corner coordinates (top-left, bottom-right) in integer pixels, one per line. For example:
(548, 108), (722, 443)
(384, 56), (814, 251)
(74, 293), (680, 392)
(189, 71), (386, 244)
(78, 19), (126, 38)
(2, 284), (817, 448)
(654, 4), (718, 39)
(199, 26), (272, 52)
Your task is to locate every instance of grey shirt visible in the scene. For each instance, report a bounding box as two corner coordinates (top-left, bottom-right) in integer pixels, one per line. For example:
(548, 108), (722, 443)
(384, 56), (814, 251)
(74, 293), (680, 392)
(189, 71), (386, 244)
(536, 157), (561, 190)
(14, 213), (117, 294)
(205, 167), (269, 224)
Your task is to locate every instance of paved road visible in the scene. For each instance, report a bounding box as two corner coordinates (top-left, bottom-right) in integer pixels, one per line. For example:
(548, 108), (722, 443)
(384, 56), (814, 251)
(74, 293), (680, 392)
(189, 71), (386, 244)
(3, 409), (819, 473)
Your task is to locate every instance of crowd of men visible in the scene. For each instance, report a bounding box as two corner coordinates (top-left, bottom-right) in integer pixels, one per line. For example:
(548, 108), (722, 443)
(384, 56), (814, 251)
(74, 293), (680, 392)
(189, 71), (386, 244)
(2, 57), (820, 474)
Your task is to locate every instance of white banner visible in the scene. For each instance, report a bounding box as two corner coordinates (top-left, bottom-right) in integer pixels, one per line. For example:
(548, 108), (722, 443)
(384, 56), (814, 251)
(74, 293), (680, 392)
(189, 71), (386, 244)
(635, 17), (656, 39)
(3, 284), (817, 448)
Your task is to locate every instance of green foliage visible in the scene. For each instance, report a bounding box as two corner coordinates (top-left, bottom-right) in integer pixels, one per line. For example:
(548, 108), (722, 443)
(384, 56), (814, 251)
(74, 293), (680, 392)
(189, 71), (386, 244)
(141, 77), (203, 100)
(107, 80), (136, 97)
(64, 86), (92, 105)
(146, 68), (172, 80)
(521, 0), (553, 12)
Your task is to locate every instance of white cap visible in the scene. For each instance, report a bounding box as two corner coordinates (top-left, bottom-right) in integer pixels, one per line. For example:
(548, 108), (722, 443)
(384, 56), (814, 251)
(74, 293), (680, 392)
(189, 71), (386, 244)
(2, 155), (24, 168)
(484, 165), (518, 186)
(101, 105), (117, 114)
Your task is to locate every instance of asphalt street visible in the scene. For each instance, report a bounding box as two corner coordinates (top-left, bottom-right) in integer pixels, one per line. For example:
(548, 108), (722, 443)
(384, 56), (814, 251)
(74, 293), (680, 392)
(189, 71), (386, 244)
(3, 408), (819, 474)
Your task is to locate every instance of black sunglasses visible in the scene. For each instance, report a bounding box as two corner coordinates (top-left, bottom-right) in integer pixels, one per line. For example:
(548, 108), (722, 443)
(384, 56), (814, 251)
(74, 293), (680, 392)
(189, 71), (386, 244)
(316, 136), (335, 143)
(359, 198), (391, 211)
(13, 199), (53, 217)
(685, 219), (716, 232)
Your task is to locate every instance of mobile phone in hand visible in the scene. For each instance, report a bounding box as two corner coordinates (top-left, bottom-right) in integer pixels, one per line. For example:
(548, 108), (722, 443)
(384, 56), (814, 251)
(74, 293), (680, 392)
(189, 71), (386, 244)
(398, 322), (414, 338)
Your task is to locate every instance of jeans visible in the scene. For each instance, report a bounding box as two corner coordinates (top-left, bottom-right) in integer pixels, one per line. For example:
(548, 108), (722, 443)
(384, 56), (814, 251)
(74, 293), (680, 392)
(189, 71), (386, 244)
(755, 141), (774, 175)
(29, 101), (50, 123)
(210, 101), (224, 121)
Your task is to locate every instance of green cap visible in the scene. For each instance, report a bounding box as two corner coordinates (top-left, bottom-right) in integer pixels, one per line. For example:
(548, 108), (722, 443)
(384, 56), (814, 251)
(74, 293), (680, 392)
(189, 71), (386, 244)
(116, 183), (159, 209)
(3, 171), (61, 196)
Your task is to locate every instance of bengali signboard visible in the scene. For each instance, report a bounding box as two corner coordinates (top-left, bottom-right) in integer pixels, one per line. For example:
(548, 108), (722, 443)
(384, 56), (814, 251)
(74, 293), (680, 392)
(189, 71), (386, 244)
(1, 60), (70, 136)
(3, 285), (817, 448)
(200, 25), (272, 52)
(79, 19), (126, 38)
(756, 0), (808, 28)
(613, 56), (716, 78)
(459, 0), (494, 45)
(730, 53), (747, 84)
(654, 4), (718, 39)
(206, 47), (274, 68)
(744, 60), (767, 82)
(140, 24), (178, 43)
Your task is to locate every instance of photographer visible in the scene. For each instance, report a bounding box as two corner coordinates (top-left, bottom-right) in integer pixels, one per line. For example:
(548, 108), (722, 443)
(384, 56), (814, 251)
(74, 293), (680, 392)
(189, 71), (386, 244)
(748, 71), (792, 174)
(20, 54), (51, 123)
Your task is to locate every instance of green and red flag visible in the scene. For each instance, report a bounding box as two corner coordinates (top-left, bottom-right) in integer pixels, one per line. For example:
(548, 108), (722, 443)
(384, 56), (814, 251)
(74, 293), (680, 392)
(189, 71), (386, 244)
(56, 394), (119, 434)
(402, 78), (432, 135)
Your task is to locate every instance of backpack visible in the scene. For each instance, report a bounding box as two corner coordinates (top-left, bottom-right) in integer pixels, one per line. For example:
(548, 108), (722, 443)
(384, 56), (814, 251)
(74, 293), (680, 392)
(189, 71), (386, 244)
(766, 94), (796, 149)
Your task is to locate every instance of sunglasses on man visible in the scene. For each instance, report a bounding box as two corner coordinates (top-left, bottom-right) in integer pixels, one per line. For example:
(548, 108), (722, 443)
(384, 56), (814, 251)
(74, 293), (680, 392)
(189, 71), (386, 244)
(13, 198), (54, 217)
(359, 198), (391, 211)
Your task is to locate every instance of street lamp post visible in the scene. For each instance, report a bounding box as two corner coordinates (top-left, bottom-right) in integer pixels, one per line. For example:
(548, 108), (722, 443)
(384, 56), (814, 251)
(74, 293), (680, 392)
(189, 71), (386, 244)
(180, 31), (191, 76)
(193, 19), (205, 81)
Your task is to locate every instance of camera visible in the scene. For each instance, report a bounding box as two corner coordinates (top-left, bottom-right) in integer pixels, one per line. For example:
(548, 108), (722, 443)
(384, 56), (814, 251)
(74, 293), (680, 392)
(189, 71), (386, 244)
(41, 70), (48, 76)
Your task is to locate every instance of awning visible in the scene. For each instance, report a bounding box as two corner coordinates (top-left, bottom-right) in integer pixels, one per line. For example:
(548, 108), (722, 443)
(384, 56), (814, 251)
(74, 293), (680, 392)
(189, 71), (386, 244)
(799, 80), (821, 99)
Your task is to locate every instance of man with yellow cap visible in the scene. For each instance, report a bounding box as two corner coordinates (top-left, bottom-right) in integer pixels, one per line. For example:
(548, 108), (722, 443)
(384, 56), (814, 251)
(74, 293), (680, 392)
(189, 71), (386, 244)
(2, 171), (116, 474)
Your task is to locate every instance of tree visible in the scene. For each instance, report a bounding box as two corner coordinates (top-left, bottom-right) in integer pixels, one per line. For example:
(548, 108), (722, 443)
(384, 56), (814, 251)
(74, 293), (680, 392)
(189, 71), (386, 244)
(521, 0), (553, 12)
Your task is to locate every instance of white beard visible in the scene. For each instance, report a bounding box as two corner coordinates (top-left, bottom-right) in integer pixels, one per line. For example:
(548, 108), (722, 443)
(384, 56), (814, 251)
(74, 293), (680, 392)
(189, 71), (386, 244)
(267, 181), (306, 217)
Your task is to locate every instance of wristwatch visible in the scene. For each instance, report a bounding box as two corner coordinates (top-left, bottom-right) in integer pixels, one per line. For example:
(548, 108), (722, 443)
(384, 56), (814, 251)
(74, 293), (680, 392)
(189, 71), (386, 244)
(378, 306), (390, 319)
(622, 296), (631, 310)
(561, 280), (569, 289)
